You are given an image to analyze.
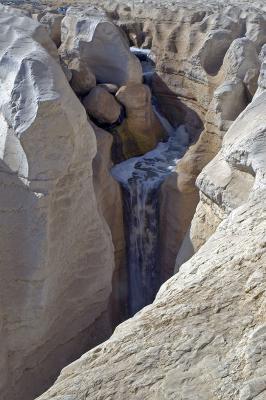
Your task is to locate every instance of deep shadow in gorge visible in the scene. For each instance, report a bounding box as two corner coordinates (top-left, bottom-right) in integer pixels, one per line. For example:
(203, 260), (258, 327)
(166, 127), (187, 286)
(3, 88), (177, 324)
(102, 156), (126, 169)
(110, 61), (204, 316)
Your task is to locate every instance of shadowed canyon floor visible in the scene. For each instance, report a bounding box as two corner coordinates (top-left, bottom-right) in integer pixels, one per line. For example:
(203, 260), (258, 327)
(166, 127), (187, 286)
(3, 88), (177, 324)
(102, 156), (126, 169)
(0, 1), (265, 400)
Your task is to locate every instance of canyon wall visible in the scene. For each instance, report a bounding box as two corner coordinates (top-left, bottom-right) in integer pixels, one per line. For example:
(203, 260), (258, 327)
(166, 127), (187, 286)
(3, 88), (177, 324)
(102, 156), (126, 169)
(37, 31), (266, 400)
(0, 6), (121, 400)
(85, 0), (265, 277)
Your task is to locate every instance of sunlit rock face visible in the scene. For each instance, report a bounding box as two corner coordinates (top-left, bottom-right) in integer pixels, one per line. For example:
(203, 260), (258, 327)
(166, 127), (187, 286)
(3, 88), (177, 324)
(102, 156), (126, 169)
(59, 6), (143, 87)
(0, 6), (116, 400)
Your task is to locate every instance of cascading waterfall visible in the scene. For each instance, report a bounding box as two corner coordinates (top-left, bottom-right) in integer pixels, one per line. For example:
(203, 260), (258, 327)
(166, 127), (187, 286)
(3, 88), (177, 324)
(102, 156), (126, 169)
(111, 122), (189, 315)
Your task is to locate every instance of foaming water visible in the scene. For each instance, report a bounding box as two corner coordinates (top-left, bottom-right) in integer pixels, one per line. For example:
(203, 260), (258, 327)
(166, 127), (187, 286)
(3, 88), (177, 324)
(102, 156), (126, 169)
(111, 123), (189, 315)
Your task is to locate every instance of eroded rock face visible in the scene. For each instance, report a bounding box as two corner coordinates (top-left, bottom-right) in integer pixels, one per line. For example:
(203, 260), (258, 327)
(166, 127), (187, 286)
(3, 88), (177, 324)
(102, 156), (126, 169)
(158, 24), (261, 275)
(37, 67), (266, 399)
(79, 0), (264, 276)
(60, 6), (143, 86)
(0, 7), (116, 400)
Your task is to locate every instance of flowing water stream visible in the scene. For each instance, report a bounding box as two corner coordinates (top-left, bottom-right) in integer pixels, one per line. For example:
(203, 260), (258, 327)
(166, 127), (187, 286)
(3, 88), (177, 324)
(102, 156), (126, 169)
(111, 120), (189, 315)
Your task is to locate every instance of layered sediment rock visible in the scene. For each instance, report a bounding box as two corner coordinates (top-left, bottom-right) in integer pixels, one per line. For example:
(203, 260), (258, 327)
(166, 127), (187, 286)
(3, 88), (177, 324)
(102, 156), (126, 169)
(37, 34), (266, 400)
(0, 7), (117, 400)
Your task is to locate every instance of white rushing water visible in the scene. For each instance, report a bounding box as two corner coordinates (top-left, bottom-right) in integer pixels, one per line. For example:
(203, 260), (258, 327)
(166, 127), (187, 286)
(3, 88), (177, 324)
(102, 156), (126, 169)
(111, 123), (189, 315)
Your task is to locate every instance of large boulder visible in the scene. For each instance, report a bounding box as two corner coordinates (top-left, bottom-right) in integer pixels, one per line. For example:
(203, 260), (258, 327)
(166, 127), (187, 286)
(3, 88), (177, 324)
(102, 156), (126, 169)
(115, 83), (165, 158)
(83, 86), (121, 124)
(0, 6), (116, 400)
(60, 6), (142, 86)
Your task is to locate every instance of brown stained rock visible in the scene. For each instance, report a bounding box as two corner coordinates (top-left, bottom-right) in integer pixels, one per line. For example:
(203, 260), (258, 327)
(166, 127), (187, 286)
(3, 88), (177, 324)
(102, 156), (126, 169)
(115, 83), (165, 158)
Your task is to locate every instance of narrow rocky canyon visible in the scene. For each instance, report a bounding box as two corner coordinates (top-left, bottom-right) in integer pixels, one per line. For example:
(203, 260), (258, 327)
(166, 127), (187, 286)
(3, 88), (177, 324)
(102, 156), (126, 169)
(0, 1), (265, 400)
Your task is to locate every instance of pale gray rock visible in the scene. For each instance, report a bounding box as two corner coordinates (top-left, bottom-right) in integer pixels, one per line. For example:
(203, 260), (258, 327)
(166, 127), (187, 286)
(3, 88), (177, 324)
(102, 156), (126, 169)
(246, 14), (266, 50)
(59, 6), (143, 86)
(181, 49), (265, 253)
(0, 8), (116, 400)
(92, 122), (127, 324)
(1, 4), (31, 16)
(0, 4), (58, 61)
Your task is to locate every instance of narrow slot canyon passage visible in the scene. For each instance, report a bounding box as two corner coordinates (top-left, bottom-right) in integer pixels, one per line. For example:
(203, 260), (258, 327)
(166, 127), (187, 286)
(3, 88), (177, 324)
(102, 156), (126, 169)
(111, 120), (189, 315)
(110, 48), (192, 315)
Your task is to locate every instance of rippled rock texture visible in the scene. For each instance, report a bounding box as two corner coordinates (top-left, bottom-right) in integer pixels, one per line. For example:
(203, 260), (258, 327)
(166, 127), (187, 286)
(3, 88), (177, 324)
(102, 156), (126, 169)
(0, 6), (120, 400)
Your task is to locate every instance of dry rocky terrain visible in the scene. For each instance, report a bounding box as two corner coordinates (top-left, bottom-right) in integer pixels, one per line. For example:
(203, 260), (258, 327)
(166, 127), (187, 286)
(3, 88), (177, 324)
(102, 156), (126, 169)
(0, 1), (265, 400)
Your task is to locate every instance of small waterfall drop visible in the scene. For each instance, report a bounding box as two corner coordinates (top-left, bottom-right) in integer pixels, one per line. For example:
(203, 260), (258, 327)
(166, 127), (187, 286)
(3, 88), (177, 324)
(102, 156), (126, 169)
(112, 122), (189, 316)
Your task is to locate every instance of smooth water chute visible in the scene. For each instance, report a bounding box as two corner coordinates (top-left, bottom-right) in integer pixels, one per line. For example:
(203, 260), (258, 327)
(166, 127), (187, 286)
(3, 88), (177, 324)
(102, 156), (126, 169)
(123, 183), (161, 315)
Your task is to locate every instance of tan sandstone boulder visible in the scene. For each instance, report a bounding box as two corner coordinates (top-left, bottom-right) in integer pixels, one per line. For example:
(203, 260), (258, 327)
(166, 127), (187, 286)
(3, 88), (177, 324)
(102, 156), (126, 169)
(115, 83), (165, 158)
(83, 86), (121, 124)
